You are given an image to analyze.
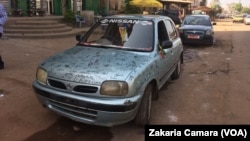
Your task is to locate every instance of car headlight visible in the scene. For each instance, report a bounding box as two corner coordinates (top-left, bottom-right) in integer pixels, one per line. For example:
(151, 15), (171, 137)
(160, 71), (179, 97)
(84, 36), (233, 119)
(36, 68), (47, 85)
(100, 81), (128, 96)
(206, 29), (213, 35)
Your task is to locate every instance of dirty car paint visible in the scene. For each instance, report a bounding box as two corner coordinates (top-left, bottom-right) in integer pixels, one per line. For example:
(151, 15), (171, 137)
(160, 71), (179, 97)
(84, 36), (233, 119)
(32, 14), (184, 127)
(41, 46), (153, 85)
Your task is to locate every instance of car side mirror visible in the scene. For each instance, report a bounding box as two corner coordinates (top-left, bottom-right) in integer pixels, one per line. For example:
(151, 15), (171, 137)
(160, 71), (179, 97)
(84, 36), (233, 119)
(162, 40), (173, 49)
(212, 22), (216, 25)
(76, 34), (83, 41)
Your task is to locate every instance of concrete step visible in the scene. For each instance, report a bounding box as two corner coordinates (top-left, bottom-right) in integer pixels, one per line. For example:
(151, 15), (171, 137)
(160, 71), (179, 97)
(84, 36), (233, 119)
(6, 16), (64, 21)
(4, 26), (73, 34)
(5, 28), (88, 39)
(7, 24), (68, 29)
(14, 20), (59, 25)
(4, 16), (87, 39)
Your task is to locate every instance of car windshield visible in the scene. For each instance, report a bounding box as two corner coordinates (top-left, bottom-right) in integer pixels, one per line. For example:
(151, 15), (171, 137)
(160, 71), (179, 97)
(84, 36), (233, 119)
(183, 16), (211, 26)
(79, 18), (154, 52)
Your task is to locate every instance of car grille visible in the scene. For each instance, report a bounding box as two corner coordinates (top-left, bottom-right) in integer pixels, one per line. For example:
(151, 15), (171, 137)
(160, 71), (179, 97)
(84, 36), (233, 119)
(185, 30), (204, 36)
(49, 100), (98, 120)
(48, 79), (98, 93)
(34, 87), (137, 112)
(48, 79), (67, 89)
(73, 85), (98, 93)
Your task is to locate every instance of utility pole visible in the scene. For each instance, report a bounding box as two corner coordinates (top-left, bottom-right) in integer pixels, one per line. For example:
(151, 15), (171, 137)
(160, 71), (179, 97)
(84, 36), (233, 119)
(106, 0), (109, 14)
(73, 0), (77, 12)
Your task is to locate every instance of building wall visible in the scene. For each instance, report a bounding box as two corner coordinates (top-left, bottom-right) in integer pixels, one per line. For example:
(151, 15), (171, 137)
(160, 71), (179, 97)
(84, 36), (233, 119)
(191, 0), (201, 8)
(4, 0), (201, 16)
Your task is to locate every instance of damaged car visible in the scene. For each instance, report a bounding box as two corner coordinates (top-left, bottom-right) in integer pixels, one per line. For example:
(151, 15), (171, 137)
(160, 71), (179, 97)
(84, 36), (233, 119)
(32, 14), (184, 127)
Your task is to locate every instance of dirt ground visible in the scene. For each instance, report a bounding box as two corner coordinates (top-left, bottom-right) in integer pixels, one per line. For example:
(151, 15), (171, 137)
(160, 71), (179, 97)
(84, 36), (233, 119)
(0, 21), (250, 141)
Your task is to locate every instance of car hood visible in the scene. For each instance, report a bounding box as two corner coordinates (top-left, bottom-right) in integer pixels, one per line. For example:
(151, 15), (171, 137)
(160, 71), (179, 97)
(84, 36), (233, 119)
(40, 46), (151, 85)
(180, 25), (212, 30)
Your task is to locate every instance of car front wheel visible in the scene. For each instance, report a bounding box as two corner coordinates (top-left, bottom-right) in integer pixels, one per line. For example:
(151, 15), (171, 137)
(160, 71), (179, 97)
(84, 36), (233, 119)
(134, 84), (153, 126)
(171, 57), (181, 80)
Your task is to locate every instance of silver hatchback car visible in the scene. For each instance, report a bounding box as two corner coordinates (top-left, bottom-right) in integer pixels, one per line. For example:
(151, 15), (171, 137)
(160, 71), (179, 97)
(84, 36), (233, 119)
(33, 14), (184, 127)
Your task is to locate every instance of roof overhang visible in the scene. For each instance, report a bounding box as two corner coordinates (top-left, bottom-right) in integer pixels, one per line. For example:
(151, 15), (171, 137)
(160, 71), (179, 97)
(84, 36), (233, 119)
(159, 0), (192, 4)
(193, 6), (212, 11)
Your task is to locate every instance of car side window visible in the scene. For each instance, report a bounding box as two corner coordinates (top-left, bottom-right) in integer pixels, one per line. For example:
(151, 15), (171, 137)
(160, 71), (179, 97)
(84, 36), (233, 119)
(157, 21), (169, 46)
(164, 20), (177, 41)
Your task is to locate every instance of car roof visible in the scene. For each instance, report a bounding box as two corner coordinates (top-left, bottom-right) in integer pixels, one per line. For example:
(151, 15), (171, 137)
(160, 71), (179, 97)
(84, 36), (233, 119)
(100, 14), (171, 21)
(184, 14), (211, 20)
(186, 14), (210, 18)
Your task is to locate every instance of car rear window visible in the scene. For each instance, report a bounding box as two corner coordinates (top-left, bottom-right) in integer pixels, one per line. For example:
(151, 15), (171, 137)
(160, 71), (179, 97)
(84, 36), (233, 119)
(183, 16), (211, 26)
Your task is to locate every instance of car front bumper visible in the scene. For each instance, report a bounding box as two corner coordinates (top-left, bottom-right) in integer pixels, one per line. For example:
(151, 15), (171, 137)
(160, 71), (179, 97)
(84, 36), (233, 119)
(245, 20), (250, 24)
(180, 35), (214, 45)
(33, 81), (142, 127)
(233, 19), (244, 22)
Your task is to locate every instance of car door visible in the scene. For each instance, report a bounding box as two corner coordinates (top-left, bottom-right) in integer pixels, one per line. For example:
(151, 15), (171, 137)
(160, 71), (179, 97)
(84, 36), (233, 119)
(156, 20), (173, 87)
(164, 19), (182, 71)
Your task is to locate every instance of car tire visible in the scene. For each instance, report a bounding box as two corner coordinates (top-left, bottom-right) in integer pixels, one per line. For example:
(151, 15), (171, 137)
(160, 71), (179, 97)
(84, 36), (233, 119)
(151, 82), (159, 100)
(171, 57), (181, 80)
(208, 40), (214, 46)
(134, 84), (153, 126)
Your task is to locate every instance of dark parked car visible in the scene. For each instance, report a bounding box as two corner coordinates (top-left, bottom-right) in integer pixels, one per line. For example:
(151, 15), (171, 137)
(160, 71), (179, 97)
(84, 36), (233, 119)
(33, 14), (184, 127)
(178, 14), (216, 45)
(155, 9), (182, 25)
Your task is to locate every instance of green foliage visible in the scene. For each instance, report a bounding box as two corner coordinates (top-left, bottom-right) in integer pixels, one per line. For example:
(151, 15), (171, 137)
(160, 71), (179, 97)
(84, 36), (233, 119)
(210, 4), (222, 16)
(63, 10), (78, 26)
(242, 7), (250, 14)
(235, 3), (243, 12)
(123, 0), (141, 14)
